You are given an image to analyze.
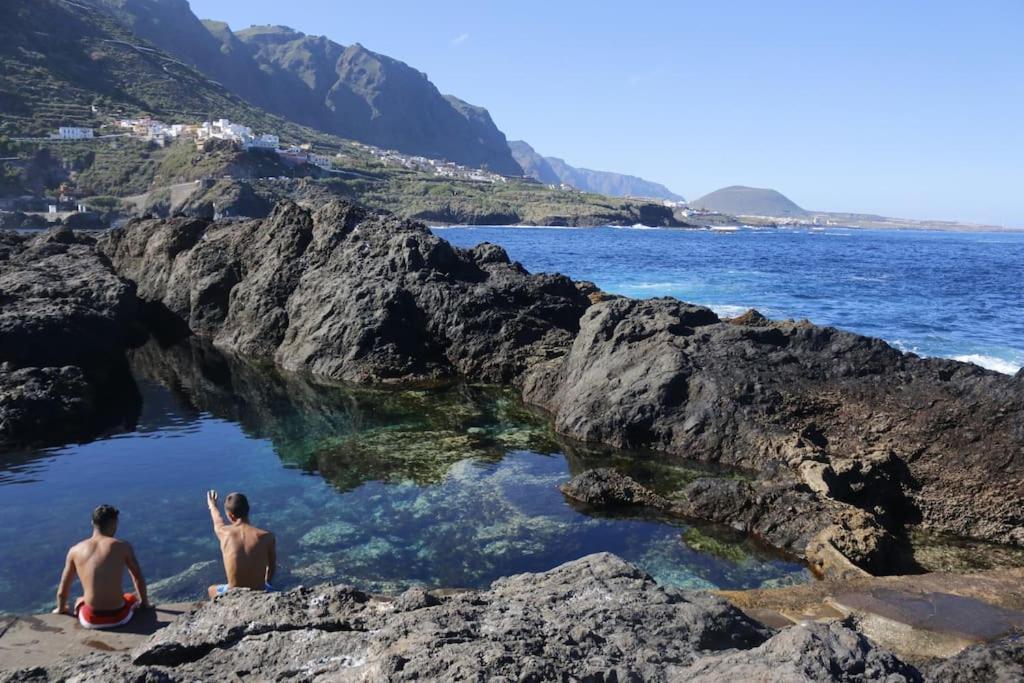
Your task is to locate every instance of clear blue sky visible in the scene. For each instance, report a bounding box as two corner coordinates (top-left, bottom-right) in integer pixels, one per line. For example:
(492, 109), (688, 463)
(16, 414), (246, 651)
(189, 0), (1023, 226)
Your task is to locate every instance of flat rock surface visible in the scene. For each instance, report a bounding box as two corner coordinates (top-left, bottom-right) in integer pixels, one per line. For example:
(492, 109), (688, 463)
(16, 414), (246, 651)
(719, 567), (1024, 662)
(0, 604), (194, 671)
(828, 588), (1024, 642)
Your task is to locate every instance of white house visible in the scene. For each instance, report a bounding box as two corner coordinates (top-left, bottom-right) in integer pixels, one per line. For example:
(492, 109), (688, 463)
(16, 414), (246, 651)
(307, 153), (333, 170)
(246, 134), (279, 150)
(58, 127), (94, 140)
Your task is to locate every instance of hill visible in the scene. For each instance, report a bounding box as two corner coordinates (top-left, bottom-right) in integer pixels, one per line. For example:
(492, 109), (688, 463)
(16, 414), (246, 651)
(690, 185), (809, 217)
(510, 141), (683, 201)
(86, 1), (521, 175)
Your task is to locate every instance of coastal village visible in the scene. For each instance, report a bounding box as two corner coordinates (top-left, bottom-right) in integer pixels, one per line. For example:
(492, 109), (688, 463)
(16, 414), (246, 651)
(42, 117), (519, 185)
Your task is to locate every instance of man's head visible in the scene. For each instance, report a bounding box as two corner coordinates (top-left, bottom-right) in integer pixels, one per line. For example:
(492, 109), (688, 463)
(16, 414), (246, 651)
(224, 492), (250, 522)
(92, 504), (119, 536)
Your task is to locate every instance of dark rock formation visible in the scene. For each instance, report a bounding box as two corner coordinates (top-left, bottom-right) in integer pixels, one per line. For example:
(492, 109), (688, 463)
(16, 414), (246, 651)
(0, 227), (141, 447)
(100, 201), (589, 385)
(523, 296), (1024, 548)
(924, 633), (1024, 682)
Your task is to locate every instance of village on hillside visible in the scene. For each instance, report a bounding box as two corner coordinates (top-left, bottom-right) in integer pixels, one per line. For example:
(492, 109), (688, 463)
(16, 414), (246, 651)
(42, 117), (520, 186)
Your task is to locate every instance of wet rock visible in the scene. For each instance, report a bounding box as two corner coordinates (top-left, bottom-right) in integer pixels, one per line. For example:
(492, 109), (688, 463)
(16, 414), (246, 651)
(673, 621), (922, 682)
(101, 201), (590, 385)
(559, 467), (671, 508)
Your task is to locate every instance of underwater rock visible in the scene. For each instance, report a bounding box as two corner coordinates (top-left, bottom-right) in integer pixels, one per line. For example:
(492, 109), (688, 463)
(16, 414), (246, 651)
(300, 521), (362, 548)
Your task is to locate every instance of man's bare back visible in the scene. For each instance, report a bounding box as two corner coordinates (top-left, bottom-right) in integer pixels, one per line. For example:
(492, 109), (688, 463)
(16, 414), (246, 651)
(54, 505), (149, 615)
(206, 490), (276, 599)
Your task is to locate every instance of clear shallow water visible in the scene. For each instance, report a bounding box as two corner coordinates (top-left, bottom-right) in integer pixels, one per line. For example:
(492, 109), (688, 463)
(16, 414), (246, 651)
(436, 226), (1024, 374)
(0, 342), (807, 615)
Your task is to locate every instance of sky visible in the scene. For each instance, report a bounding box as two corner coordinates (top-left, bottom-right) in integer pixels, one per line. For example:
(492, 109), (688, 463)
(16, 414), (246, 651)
(189, 0), (1024, 226)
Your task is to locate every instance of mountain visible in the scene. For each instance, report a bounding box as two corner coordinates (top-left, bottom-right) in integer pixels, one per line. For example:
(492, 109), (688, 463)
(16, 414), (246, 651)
(86, 1), (521, 175)
(0, 0), (284, 137)
(691, 185), (809, 217)
(509, 141), (683, 201)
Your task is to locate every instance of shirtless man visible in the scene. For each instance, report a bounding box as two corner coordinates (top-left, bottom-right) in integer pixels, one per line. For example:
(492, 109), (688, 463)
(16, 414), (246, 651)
(54, 504), (151, 629)
(206, 490), (276, 599)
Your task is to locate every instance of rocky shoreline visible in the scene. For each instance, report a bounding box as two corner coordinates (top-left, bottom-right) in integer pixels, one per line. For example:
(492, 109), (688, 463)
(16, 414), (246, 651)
(2, 554), (1020, 681)
(1, 202), (1022, 678)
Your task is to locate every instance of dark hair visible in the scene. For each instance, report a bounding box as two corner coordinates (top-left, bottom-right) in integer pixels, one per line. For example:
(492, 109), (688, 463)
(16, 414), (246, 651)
(225, 492), (250, 519)
(92, 504), (119, 530)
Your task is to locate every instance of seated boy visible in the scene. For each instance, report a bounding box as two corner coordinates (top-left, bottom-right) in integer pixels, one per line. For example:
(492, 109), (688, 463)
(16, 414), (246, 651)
(54, 504), (151, 629)
(206, 490), (276, 598)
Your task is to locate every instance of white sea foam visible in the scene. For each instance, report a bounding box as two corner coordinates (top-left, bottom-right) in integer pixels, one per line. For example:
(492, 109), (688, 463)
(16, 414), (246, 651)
(627, 282), (686, 290)
(951, 354), (1021, 375)
(709, 304), (750, 318)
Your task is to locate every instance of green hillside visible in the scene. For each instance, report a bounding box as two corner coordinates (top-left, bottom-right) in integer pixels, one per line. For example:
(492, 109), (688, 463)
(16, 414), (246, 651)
(690, 185), (809, 218)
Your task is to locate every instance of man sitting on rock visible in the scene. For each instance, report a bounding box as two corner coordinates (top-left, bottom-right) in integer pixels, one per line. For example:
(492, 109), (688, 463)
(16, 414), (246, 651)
(206, 490), (277, 599)
(54, 504), (151, 629)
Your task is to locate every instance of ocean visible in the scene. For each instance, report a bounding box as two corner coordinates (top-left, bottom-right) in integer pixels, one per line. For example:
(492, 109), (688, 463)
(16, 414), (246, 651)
(436, 225), (1024, 375)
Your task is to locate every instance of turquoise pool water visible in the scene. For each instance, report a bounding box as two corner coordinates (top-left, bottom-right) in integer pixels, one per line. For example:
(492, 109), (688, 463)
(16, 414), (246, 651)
(0, 342), (808, 614)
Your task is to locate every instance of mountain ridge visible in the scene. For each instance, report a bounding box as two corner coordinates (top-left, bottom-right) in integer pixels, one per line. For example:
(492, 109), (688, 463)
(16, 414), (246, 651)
(510, 140), (683, 201)
(85, 0), (522, 175)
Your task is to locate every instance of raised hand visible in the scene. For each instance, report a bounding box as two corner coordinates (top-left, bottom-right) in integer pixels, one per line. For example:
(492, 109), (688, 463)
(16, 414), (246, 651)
(207, 490), (218, 507)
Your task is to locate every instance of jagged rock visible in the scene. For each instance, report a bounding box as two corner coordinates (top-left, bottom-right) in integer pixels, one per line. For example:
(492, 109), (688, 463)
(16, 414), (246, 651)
(727, 307), (771, 327)
(924, 633), (1024, 682)
(673, 621), (922, 682)
(100, 201), (589, 384)
(523, 296), (1024, 547)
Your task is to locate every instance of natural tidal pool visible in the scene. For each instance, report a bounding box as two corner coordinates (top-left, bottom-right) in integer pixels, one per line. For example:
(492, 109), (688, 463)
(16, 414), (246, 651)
(0, 341), (809, 615)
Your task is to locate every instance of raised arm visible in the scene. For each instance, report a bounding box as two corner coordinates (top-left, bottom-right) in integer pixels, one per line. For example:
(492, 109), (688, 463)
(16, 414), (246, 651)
(53, 548), (77, 614)
(207, 490), (226, 533)
(125, 543), (151, 608)
(265, 533), (277, 585)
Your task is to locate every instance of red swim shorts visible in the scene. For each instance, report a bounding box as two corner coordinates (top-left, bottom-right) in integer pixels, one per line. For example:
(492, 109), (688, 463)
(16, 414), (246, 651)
(76, 593), (138, 629)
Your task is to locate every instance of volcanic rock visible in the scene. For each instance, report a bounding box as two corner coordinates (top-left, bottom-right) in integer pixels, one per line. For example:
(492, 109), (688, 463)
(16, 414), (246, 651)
(523, 296), (1024, 546)
(100, 201), (589, 384)
(0, 227), (141, 447)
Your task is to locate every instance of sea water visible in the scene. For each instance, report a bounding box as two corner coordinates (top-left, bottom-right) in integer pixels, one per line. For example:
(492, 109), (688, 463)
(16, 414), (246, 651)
(436, 226), (1024, 374)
